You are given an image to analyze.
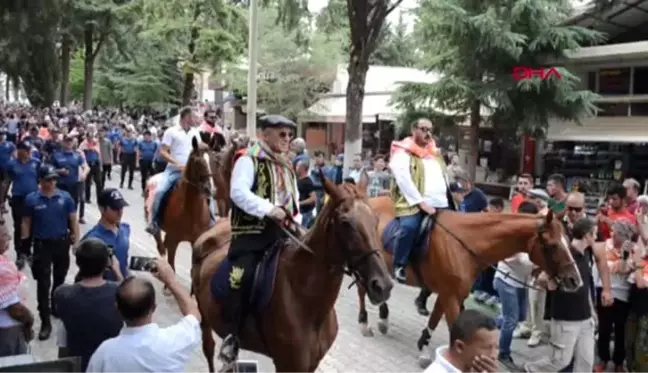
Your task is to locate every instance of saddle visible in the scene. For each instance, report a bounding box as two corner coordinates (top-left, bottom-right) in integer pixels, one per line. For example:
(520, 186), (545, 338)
(210, 244), (282, 313)
(382, 214), (436, 262)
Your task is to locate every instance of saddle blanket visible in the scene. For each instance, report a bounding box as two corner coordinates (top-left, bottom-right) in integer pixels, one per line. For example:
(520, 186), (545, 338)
(381, 218), (431, 260)
(210, 248), (281, 312)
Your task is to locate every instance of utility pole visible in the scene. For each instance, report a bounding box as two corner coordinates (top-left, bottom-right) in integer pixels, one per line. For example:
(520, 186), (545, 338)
(245, 0), (259, 139)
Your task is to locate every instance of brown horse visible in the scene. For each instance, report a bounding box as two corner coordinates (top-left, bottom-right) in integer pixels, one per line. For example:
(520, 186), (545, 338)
(192, 178), (394, 372)
(356, 197), (583, 367)
(144, 137), (215, 275)
(209, 135), (249, 217)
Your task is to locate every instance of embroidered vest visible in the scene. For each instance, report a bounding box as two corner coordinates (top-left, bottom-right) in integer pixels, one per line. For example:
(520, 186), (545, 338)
(391, 153), (451, 217)
(230, 155), (297, 236)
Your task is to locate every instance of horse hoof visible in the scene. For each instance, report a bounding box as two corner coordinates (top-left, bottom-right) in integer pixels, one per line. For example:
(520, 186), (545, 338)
(360, 323), (374, 337)
(377, 318), (389, 335)
(418, 354), (432, 369)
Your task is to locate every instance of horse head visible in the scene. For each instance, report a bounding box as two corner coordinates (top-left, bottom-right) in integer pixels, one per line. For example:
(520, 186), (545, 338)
(313, 174), (393, 305)
(528, 210), (583, 292)
(185, 136), (216, 198)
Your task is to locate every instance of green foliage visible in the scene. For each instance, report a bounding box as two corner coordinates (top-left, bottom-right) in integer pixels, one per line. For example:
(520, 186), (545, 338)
(393, 0), (606, 134)
(223, 9), (343, 119)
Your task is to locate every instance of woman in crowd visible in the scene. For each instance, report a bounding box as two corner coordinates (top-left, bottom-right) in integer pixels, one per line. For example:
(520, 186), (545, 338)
(594, 219), (635, 372)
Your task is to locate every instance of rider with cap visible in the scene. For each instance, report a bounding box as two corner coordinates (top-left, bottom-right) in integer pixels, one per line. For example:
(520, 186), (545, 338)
(146, 107), (201, 235)
(218, 114), (301, 365)
(22, 165), (78, 340)
(6, 140), (40, 269)
(82, 188), (130, 280)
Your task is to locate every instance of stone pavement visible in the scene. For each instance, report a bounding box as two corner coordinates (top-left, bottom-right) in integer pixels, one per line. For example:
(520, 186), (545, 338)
(13, 170), (553, 372)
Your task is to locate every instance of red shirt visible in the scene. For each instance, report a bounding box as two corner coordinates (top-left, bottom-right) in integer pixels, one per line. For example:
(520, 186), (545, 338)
(599, 208), (637, 240)
(511, 193), (525, 213)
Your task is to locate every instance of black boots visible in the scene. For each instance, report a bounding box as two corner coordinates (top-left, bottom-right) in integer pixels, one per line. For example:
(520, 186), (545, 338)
(38, 317), (51, 340)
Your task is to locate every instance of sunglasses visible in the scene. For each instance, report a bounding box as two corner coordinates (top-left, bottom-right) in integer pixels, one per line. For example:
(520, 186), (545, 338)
(279, 131), (293, 139)
(567, 206), (583, 212)
(417, 126), (432, 133)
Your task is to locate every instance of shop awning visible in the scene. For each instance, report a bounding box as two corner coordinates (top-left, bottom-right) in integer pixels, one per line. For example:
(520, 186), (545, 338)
(301, 94), (398, 123)
(547, 118), (648, 143)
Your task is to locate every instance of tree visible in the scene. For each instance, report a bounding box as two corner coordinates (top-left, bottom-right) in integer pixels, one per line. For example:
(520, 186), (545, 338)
(393, 0), (604, 177)
(0, 0), (61, 106)
(137, 0), (247, 106)
(370, 13), (420, 67)
(224, 9), (343, 118)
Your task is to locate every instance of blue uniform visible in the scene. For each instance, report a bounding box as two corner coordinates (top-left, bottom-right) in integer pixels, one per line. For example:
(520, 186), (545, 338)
(0, 142), (16, 172)
(82, 223), (131, 281)
(24, 189), (76, 240)
(119, 138), (137, 154)
(108, 130), (121, 144)
(6, 158), (40, 197)
(137, 140), (158, 161)
(51, 150), (85, 188)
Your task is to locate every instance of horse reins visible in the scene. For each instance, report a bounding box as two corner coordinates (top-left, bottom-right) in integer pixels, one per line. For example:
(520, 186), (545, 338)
(433, 214), (566, 292)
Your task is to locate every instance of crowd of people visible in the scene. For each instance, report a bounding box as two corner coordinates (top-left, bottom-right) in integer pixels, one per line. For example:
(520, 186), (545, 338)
(2, 100), (648, 373)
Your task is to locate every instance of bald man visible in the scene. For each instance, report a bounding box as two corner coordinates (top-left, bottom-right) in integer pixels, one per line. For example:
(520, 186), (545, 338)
(564, 192), (587, 232)
(86, 259), (201, 372)
(290, 137), (309, 168)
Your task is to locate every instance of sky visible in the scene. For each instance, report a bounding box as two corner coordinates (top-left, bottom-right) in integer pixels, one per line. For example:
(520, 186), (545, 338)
(308, 0), (419, 29)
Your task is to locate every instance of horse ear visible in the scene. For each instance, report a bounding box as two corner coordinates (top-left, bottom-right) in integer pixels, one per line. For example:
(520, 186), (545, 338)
(357, 169), (368, 194)
(192, 136), (199, 151)
(321, 169), (344, 202)
(545, 208), (554, 223)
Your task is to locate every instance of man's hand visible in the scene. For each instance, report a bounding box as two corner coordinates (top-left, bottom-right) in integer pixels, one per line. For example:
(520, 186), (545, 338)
(601, 288), (614, 307)
(110, 256), (121, 276)
(471, 355), (499, 373)
(419, 202), (436, 215)
(267, 207), (287, 221)
(152, 258), (175, 285)
(535, 271), (550, 288)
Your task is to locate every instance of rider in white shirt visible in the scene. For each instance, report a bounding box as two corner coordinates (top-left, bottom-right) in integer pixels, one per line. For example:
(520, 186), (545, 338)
(146, 107), (201, 234)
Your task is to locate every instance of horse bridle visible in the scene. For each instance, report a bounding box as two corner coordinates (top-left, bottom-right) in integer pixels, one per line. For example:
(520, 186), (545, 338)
(272, 202), (381, 289)
(180, 150), (214, 196)
(434, 214), (574, 291)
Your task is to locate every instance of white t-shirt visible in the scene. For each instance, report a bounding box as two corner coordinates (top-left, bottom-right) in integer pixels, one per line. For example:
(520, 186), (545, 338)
(86, 315), (201, 373)
(424, 346), (462, 373)
(161, 125), (202, 171)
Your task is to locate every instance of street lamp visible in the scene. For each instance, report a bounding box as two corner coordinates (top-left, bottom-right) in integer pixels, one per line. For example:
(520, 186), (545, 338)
(246, 0), (260, 139)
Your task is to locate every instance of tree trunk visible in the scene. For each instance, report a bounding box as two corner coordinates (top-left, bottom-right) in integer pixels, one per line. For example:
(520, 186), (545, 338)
(467, 100), (481, 180)
(83, 24), (95, 111)
(4, 78), (9, 101)
(59, 34), (72, 106)
(343, 50), (369, 177)
(181, 5), (201, 106)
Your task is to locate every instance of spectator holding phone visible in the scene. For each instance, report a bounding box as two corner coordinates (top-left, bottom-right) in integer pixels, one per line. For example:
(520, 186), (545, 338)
(86, 258), (201, 372)
(54, 237), (123, 371)
(82, 188), (130, 280)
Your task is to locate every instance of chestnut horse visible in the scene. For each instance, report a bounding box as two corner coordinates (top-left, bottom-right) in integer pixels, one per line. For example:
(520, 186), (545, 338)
(356, 197), (583, 368)
(191, 178), (394, 372)
(144, 137), (215, 274)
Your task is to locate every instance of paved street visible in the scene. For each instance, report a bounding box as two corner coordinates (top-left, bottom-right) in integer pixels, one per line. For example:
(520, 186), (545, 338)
(14, 169), (552, 372)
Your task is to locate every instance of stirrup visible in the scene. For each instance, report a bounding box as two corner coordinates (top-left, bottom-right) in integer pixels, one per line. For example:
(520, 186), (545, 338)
(218, 334), (240, 366)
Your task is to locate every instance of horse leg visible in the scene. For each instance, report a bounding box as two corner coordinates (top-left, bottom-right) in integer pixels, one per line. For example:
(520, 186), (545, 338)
(356, 286), (373, 337)
(153, 231), (165, 257)
(415, 287), (432, 316)
(417, 296), (445, 368)
(443, 295), (462, 329)
(201, 317), (215, 372)
(162, 235), (180, 296)
(377, 302), (389, 335)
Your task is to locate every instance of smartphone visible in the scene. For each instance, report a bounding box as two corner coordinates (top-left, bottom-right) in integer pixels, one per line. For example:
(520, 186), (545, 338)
(128, 256), (156, 272)
(234, 360), (259, 373)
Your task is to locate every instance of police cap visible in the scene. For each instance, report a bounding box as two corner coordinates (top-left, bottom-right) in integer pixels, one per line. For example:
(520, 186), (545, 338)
(16, 140), (31, 151)
(39, 164), (59, 180)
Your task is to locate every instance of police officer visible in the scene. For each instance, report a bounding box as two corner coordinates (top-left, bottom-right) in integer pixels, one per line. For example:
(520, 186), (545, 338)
(136, 130), (158, 195)
(82, 188), (130, 280)
(7, 140), (40, 269)
(51, 134), (87, 213)
(22, 165), (78, 340)
(118, 129), (137, 189)
(0, 128), (16, 214)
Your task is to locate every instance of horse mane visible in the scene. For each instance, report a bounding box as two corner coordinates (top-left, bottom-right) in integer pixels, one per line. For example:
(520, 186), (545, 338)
(304, 182), (365, 243)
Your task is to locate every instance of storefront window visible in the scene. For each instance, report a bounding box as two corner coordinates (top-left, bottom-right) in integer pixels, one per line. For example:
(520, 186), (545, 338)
(633, 67), (648, 94)
(598, 102), (629, 116)
(598, 68), (631, 95)
(631, 103), (648, 116)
